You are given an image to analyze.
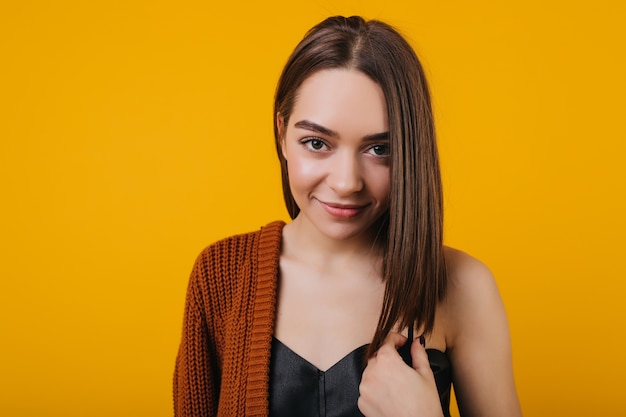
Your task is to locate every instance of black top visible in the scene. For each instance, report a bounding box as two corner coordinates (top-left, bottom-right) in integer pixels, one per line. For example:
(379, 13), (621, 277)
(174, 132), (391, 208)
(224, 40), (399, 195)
(269, 333), (452, 417)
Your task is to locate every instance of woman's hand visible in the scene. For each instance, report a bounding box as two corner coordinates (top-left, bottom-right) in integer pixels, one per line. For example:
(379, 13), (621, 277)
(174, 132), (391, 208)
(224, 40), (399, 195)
(358, 332), (444, 417)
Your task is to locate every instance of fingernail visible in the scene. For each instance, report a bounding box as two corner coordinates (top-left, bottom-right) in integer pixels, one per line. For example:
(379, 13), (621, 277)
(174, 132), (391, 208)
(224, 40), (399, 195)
(419, 335), (425, 347)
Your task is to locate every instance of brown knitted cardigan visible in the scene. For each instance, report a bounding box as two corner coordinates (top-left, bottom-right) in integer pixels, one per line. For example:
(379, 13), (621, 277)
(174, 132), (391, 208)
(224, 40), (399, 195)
(174, 221), (285, 417)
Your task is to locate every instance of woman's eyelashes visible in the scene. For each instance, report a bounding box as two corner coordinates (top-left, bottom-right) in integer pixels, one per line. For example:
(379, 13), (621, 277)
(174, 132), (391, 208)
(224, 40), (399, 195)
(300, 137), (328, 152)
(367, 143), (390, 157)
(299, 137), (390, 158)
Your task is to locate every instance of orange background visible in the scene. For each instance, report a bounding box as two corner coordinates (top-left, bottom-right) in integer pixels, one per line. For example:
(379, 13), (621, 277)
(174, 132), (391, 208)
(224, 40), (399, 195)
(1, 1), (624, 416)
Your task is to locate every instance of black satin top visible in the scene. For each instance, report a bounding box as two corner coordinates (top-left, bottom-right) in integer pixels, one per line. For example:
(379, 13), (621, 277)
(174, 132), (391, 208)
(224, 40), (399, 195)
(268, 334), (452, 417)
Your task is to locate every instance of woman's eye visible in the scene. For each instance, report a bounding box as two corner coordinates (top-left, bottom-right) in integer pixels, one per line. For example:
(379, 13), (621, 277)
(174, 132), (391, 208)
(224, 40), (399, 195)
(369, 144), (389, 156)
(303, 138), (327, 151)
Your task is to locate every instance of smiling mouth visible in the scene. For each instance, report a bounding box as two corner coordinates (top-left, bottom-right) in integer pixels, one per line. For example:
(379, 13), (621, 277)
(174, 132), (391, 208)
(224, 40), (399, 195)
(317, 200), (369, 218)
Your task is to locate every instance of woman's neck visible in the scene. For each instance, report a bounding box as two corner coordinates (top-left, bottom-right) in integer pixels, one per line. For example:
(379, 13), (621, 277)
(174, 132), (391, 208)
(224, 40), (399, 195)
(281, 216), (385, 276)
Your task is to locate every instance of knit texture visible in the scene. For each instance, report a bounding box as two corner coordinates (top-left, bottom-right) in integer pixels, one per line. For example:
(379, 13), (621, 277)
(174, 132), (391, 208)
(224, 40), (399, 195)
(174, 221), (284, 417)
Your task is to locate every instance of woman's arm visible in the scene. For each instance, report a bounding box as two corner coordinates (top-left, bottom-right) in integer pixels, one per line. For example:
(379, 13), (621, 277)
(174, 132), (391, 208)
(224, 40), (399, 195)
(173, 260), (218, 417)
(444, 248), (522, 417)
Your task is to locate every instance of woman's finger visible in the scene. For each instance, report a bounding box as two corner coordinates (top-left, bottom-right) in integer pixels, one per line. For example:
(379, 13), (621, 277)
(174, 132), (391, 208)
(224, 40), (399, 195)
(410, 335), (432, 373)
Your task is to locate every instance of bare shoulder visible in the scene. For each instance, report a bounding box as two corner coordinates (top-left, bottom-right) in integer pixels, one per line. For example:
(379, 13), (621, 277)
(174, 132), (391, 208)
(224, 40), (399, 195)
(442, 246), (507, 348)
(440, 247), (522, 416)
(443, 246), (501, 312)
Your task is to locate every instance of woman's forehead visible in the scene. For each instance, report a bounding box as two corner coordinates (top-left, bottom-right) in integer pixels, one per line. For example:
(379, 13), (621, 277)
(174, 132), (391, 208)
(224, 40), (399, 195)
(289, 69), (388, 136)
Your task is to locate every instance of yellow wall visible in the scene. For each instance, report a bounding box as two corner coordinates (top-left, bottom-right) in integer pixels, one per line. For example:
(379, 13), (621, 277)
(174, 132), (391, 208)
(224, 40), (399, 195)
(1, 1), (624, 415)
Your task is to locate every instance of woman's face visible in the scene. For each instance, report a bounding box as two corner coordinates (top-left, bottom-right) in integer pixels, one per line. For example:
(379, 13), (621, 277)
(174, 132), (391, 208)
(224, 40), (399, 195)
(280, 69), (390, 243)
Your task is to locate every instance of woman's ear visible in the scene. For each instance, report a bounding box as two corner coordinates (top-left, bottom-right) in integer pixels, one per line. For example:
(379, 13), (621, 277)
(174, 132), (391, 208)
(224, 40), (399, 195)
(276, 112), (287, 159)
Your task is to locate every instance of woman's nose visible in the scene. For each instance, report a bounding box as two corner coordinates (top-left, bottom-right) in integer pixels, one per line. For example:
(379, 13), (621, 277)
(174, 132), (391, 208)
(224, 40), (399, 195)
(327, 153), (364, 196)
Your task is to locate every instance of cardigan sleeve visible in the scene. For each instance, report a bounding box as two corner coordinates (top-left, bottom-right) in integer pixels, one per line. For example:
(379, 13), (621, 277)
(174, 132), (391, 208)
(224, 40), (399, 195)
(174, 254), (219, 417)
(173, 222), (283, 416)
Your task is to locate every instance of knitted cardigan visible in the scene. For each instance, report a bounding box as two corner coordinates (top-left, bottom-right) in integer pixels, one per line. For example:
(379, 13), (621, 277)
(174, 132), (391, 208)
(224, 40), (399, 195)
(174, 221), (285, 417)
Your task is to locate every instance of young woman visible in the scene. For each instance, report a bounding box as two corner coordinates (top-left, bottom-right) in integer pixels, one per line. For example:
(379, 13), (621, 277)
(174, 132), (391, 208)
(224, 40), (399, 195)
(174, 16), (522, 417)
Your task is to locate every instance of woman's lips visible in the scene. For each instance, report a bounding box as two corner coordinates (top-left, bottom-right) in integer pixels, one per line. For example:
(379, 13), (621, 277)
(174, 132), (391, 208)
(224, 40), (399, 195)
(317, 200), (369, 218)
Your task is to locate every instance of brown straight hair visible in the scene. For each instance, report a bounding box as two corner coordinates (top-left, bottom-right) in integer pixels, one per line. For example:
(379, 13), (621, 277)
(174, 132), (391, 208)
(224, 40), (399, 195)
(273, 16), (446, 357)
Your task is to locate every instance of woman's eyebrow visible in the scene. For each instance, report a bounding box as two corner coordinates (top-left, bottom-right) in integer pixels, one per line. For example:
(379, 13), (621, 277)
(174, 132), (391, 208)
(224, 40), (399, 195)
(293, 120), (338, 137)
(293, 119), (389, 141)
(363, 132), (389, 141)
